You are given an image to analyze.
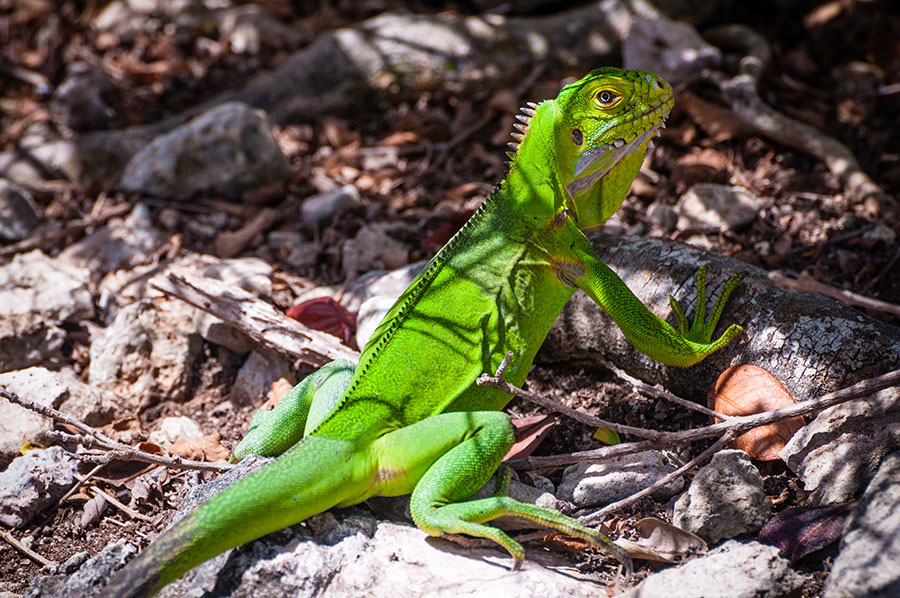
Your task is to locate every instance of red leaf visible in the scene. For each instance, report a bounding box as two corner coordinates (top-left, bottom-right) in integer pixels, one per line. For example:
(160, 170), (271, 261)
(286, 297), (356, 344)
(708, 365), (805, 460)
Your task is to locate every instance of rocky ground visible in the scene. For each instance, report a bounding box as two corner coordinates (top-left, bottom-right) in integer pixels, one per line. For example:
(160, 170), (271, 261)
(0, 1), (899, 597)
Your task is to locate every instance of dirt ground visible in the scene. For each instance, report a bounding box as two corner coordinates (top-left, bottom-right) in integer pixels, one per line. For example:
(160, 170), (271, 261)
(0, 0), (898, 595)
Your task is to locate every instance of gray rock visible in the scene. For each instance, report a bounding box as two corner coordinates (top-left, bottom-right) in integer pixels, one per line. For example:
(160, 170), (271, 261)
(673, 450), (771, 543)
(0, 371), (60, 465)
(0, 249), (93, 370)
(780, 387), (900, 504)
(623, 17), (721, 86)
(50, 62), (116, 132)
(675, 184), (760, 232)
(59, 203), (163, 277)
(120, 102), (290, 199)
(88, 299), (201, 407)
(355, 294), (397, 349)
(341, 223), (409, 277)
(0, 179), (42, 241)
(148, 416), (204, 447)
(0, 446), (76, 528)
(23, 539), (136, 598)
(301, 184), (359, 224)
(617, 540), (807, 598)
(823, 451), (900, 598)
(558, 450), (684, 507)
(0, 367), (116, 462)
(646, 200), (677, 232)
(230, 350), (293, 404)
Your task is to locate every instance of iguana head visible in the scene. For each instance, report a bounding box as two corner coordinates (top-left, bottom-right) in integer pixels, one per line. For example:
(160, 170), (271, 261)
(548, 67), (674, 228)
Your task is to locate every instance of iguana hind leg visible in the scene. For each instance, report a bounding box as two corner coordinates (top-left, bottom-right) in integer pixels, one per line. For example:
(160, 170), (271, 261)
(373, 411), (631, 575)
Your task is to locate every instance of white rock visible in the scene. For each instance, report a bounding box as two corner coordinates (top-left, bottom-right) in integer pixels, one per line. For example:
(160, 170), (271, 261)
(558, 450), (684, 507)
(780, 387), (900, 504)
(675, 184), (760, 232)
(673, 450), (771, 543)
(88, 299), (201, 407)
(149, 416), (204, 446)
(231, 350), (293, 405)
(0, 249), (93, 370)
(0, 446), (77, 528)
(823, 451), (900, 597)
(617, 540), (807, 598)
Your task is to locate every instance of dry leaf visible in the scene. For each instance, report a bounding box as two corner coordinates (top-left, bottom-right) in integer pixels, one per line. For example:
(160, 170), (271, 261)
(758, 502), (855, 562)
(504, 415), (557, 461)
(168, 433), (231, 463)
(708, 365), (805, 460)
(616, 517), (708, 563)
(81, 493), (108, 528)
(679, 90), (753, 144)
(286, 296), (356, 344)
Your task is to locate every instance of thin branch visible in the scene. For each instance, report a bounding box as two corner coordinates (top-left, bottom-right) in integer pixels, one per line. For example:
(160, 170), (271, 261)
(1, 388), (231, 473)
(702, 24), (887, 204)
(499, 366), (900, 469)
(478, 369), (666, 441)
(603, 361), (732, 421)
(0, 529), (57, 570)
(769, 270), (900, 317)
(580, 430), (737, 525)
(91, 487), (155, 523)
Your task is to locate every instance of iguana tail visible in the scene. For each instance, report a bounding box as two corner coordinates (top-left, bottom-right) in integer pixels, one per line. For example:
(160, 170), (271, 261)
(100, 435), (362, 598)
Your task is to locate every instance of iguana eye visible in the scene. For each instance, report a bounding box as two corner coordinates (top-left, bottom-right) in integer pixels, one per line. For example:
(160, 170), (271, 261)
(594, 90), (618, 107)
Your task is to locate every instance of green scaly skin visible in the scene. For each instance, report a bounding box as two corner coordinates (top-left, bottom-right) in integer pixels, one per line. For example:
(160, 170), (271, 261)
(100, 68), (743, 597)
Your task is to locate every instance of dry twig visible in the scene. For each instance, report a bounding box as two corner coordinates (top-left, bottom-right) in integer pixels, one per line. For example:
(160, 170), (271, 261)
(479, 353), (900, 471)
(769, 270), (900, 317)
(0, 529), (57, 570)
(702, 24), (887, 206)
(0, 388), (231, 473)
(150, 272), (359, 367)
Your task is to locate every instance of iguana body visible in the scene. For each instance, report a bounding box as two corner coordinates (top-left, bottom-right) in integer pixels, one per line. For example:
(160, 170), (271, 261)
(101, 68), (743, 597)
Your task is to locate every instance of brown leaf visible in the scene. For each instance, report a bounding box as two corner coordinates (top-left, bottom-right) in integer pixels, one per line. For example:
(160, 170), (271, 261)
(679, 90), (754, 144)
(616, 517), (708, 563)
(503, 415), (557, 461)
(81, 493), (108, 528)
(708, 365), (805, 460)
(168, 433), (231, 463)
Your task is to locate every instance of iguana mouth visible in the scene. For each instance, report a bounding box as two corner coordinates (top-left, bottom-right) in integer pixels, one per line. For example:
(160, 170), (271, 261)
(566, 96), (673, 198)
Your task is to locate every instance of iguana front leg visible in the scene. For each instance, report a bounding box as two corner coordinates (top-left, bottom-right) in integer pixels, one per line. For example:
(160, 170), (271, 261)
(573, 250), (743, 367)
(230, 359), (356, 461)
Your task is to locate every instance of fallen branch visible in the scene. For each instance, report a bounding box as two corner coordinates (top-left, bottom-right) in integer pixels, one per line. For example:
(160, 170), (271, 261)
(0, 388), (231, 473)
(703, 24), (888, 206)
(150, 272), (359, 367)
(769, 270), (900, 317)
(0, 529), (57, 570)
(481, 357), (900, 470)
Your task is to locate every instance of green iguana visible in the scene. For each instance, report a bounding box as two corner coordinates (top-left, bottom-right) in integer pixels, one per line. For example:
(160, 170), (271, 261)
(100, 67), (743, 597)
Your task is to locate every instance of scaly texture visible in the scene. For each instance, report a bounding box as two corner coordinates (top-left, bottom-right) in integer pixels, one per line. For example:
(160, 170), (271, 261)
(101, 68), (743, 598)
